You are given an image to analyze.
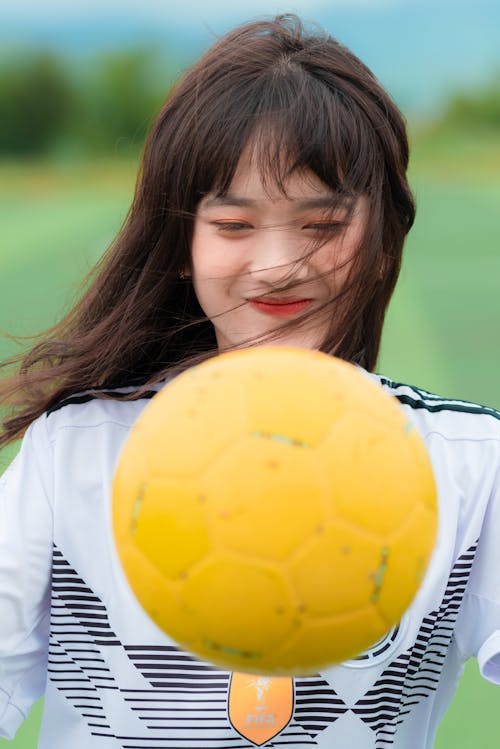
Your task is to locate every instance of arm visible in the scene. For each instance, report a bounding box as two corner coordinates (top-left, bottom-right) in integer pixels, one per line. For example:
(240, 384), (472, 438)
(0, 416), (54, 738)
(455, 454), (500, 684)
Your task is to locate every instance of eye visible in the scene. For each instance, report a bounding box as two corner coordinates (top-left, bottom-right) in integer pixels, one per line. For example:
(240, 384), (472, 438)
(211, 221), (253, 233)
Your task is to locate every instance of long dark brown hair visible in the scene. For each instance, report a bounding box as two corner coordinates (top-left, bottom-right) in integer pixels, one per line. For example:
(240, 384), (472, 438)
(0, 14), (415, 446)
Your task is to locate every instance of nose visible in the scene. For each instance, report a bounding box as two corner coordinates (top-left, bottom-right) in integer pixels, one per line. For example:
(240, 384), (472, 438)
(248, 227), (310, 285)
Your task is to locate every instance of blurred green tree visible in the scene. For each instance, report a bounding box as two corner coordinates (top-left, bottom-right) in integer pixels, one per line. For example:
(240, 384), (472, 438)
(74, 48), (174, 154)
(0, 47), (178, 158)
(0, 52), (74, 156)
(439, 73), (500, 131)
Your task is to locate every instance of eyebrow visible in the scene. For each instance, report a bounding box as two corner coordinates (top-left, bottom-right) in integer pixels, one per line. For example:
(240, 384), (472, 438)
(202, 194), (351, 210)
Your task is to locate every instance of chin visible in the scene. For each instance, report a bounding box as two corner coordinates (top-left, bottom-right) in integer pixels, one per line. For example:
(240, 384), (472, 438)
(253, 332), (325, 351)
(215, 324), (326, 352)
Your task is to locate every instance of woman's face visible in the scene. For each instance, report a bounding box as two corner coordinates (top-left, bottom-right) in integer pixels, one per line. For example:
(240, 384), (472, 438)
(190, 151), (369, 351)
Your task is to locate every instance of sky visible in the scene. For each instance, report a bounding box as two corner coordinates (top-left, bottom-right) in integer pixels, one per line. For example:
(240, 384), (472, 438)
(1, 0), (398, 19)
(1, 0), (499, 117)
(0, 0), (402, 38)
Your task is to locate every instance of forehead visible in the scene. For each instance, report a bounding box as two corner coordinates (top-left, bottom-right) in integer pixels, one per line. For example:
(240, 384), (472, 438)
(231, 157), (334, 200)
(202, 144), (347, 209)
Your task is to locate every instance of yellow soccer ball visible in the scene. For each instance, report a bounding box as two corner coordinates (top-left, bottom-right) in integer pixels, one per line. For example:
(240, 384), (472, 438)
(112, 347), (437, 675)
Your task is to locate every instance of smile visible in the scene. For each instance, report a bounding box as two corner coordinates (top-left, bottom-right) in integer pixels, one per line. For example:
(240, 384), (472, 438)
(249, 298), (313, 317)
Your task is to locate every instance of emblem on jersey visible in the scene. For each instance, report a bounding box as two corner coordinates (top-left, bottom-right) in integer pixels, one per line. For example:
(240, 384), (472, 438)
(228, 672), (294, 745)
(345, 616), (408, 668)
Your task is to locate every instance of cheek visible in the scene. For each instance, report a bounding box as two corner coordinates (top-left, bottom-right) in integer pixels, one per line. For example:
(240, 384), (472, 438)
(331, 224), (365, 272)
(190, 226), (210, 279)
(192, 258), (241, 288)
(313, 240), (352, 279)
(191, 231), (243, 282)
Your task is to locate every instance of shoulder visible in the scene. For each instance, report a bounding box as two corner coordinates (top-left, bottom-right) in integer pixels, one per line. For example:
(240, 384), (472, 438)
(27, 382), (169, 501)
(371, 375), (500, 568)
(43, 382), (166, 441)
(372, 373), (500, 444)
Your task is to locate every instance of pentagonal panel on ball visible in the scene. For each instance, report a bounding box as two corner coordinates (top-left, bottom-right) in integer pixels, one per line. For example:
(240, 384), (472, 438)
(244, 356), (349, 448)
(115, 536), (200, 647)
(131, 373), (247, 480)
(374, 502), (437, 626)
(133, 479), (211, 581)
(288, 521), (386, 617)
(316, 411), (431, 537)
(180, 553), (296, 661)
(199, 435), (327, 561)
(270, 604), (388, 673)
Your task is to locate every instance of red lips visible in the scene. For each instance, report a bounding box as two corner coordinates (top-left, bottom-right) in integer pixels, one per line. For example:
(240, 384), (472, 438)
(249, 298), (313, 317)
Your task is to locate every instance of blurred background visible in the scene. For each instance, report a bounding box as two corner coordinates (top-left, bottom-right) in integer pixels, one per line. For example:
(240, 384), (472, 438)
(0, 0), (499, 746)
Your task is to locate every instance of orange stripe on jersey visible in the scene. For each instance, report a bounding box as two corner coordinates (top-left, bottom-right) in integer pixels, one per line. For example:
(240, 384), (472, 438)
(228, 672), (294, 745)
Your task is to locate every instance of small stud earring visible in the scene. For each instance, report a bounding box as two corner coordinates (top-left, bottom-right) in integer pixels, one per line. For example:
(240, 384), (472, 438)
(179, 269), (190, 280)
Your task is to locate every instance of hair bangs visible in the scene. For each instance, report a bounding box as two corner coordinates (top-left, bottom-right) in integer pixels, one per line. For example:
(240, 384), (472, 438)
(195, 61), (382, 207)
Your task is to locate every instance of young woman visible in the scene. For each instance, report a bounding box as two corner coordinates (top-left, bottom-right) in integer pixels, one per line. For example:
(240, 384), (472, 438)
(0, 14), (498, 749)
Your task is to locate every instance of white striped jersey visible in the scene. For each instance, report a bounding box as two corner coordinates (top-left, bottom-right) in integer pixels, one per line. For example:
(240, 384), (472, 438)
(0, 373), (499, 748)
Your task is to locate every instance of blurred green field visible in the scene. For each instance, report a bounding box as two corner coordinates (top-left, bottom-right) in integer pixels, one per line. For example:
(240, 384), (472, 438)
(0, 134), (499, 747)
